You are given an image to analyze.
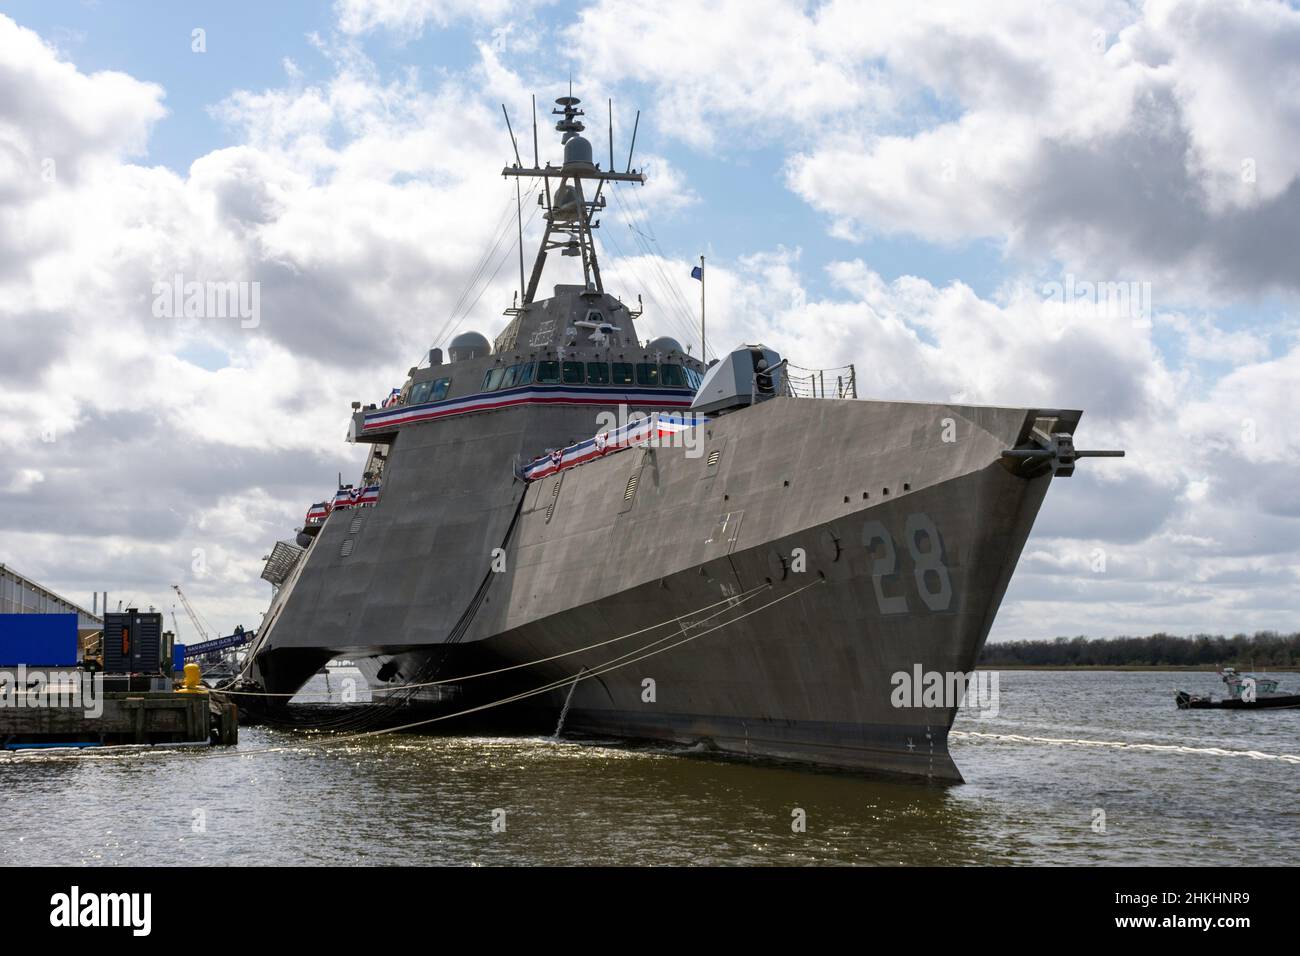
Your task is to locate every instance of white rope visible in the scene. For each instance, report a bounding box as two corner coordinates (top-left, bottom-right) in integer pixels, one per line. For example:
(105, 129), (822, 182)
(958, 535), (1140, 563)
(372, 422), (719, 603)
(0, 578), (823, 765)
(217, 582), (773, 698)
(203, 577), (826, 759)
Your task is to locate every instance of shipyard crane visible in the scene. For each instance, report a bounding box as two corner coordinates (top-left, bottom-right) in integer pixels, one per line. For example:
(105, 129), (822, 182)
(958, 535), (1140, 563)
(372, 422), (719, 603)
(169, 585), (251, 683)
(171, 584), (214, 644)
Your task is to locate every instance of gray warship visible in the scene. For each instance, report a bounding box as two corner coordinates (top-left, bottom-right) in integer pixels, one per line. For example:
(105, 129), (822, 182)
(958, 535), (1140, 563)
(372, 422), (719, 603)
(240, 93), (1120, 781)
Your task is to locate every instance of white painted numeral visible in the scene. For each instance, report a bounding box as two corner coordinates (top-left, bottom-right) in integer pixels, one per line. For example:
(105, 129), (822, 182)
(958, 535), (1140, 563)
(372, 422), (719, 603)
(862, 512), (953, 614)
(904, 512), (953, 612)
(862, 520), (908, 615)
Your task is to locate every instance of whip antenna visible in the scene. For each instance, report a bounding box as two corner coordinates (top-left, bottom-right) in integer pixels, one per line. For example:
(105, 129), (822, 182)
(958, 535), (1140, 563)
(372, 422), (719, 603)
(625, 109), (640, 174)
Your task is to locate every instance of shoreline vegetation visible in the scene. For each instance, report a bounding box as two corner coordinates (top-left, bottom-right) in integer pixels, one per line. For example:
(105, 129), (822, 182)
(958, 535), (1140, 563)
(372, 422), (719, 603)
(978, 632), (1300, 670)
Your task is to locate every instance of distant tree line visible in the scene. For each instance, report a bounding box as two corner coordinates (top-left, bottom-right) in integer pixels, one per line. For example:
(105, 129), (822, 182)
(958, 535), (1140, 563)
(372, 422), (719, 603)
(979, 632), (1300, 668)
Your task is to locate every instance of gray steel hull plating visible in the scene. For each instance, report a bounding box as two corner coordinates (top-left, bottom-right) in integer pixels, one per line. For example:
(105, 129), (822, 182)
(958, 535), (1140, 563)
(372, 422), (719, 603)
(250, 395), (1065, 782)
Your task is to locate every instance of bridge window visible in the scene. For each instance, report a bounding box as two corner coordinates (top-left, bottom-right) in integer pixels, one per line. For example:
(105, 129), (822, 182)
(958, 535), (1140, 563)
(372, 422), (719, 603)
(501, 364), (532, 389)
(636, 363), (660, 386)
(684, 367), (703, 389)
(586, 362), (610, 384)
(660, 363), (687, 388)
(482, 367), (505, 391)
(562, 361), (585, 384)
(536, 360), (560, 384)
(612, 362), (634, 385)
(409, 380), (433, 404)
(430, 377), (451, 401)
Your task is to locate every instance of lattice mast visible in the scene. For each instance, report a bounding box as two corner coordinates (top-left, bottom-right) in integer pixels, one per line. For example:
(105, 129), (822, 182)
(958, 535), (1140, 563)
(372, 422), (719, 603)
(502, 94), (645, 304)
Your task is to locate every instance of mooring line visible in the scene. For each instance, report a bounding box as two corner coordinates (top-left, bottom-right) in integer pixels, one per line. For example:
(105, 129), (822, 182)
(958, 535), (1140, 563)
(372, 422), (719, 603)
(216, 582), (774, 698)
(0, 579), (820, 764)
(199, 578), (825, 759)
(950, 730), (1300, 764)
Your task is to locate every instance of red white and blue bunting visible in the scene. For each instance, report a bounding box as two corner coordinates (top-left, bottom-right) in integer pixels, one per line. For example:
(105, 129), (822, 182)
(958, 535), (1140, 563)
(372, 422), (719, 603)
(362, 384), (695, 434)
(304, 483), (382, 525)
(520, 413), (707, 482)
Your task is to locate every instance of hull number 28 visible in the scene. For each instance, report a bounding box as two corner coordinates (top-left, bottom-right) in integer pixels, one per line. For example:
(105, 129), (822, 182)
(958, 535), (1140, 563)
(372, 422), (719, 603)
(862, 513), (953, 614)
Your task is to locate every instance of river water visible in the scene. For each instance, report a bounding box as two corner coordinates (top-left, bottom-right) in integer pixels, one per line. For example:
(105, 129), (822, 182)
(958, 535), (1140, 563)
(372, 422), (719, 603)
(2, 670), (1296, 865)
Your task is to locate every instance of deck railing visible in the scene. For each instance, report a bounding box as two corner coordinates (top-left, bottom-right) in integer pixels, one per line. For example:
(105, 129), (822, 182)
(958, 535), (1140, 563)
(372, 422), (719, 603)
(780, 362), (857, 400)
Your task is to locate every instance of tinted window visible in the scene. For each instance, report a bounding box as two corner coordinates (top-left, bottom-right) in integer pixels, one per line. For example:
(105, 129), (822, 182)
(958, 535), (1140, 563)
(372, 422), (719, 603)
(612, 362), (634, 385)
(430, 377), (451, 401)
(536, 361), (560, 384)
(483, 367), (505, 391)
(660, 363), (687, 388)
(562, 361), (585, 384)
(684, 367), (702, 389)
(516, 362), (534, 386)
(500, 365), (521, 389)
(409, 381), (433, 404)
(586, 362), (610, 384)
(636, 363), (660, 386)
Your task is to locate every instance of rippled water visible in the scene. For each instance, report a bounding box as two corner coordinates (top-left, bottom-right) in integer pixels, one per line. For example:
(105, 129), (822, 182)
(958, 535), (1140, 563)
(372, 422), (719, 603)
(1, 670), (1296, 865)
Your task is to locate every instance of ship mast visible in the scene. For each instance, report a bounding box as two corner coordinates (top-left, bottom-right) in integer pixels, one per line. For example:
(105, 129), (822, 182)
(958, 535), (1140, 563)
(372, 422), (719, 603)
(502, 94), (645, 304)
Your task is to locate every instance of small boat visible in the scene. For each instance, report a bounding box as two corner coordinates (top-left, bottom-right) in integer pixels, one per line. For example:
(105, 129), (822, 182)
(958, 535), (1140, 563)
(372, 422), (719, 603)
(1176, 667), (1300, 710)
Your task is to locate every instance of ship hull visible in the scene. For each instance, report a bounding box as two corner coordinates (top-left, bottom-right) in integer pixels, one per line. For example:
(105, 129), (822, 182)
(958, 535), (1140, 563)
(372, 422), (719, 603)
(249, 394), (1071, 781)
(433, 454), (1049, 782)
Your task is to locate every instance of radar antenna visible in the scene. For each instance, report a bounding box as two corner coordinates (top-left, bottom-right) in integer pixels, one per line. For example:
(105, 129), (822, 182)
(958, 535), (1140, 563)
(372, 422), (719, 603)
(502, 93), (646, 303)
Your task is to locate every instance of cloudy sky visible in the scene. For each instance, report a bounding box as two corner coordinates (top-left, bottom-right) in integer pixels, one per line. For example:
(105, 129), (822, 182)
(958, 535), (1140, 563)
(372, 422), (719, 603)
(1, 0), (1297, 642)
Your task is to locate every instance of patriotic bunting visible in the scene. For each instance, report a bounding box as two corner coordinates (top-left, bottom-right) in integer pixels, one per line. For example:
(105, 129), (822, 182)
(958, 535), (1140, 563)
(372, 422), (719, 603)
(363, 384), (694, 434)
(304, 483), (382, 526)
(521, 413), (707, 482)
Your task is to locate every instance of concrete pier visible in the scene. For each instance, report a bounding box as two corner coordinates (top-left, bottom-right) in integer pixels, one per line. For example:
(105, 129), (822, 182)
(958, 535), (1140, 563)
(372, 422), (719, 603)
(0, 689), (237, 748)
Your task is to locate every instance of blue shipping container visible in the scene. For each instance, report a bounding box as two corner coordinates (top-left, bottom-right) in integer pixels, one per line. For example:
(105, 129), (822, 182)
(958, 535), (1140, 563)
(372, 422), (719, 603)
(0, 614), (79, 666)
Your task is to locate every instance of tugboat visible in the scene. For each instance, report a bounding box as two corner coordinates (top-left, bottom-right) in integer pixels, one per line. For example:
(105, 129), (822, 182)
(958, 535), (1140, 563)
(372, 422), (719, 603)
(234, 90), (1124, 782)
(1176, 667), (1300, 710)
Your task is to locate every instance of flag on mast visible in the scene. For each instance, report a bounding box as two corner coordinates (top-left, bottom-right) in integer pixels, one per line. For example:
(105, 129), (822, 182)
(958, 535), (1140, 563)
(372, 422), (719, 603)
(692, 257), (705, 360)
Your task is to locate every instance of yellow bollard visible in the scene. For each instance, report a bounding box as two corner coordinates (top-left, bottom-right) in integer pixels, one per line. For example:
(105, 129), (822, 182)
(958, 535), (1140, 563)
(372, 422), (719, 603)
(177, 662), (206, 694)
